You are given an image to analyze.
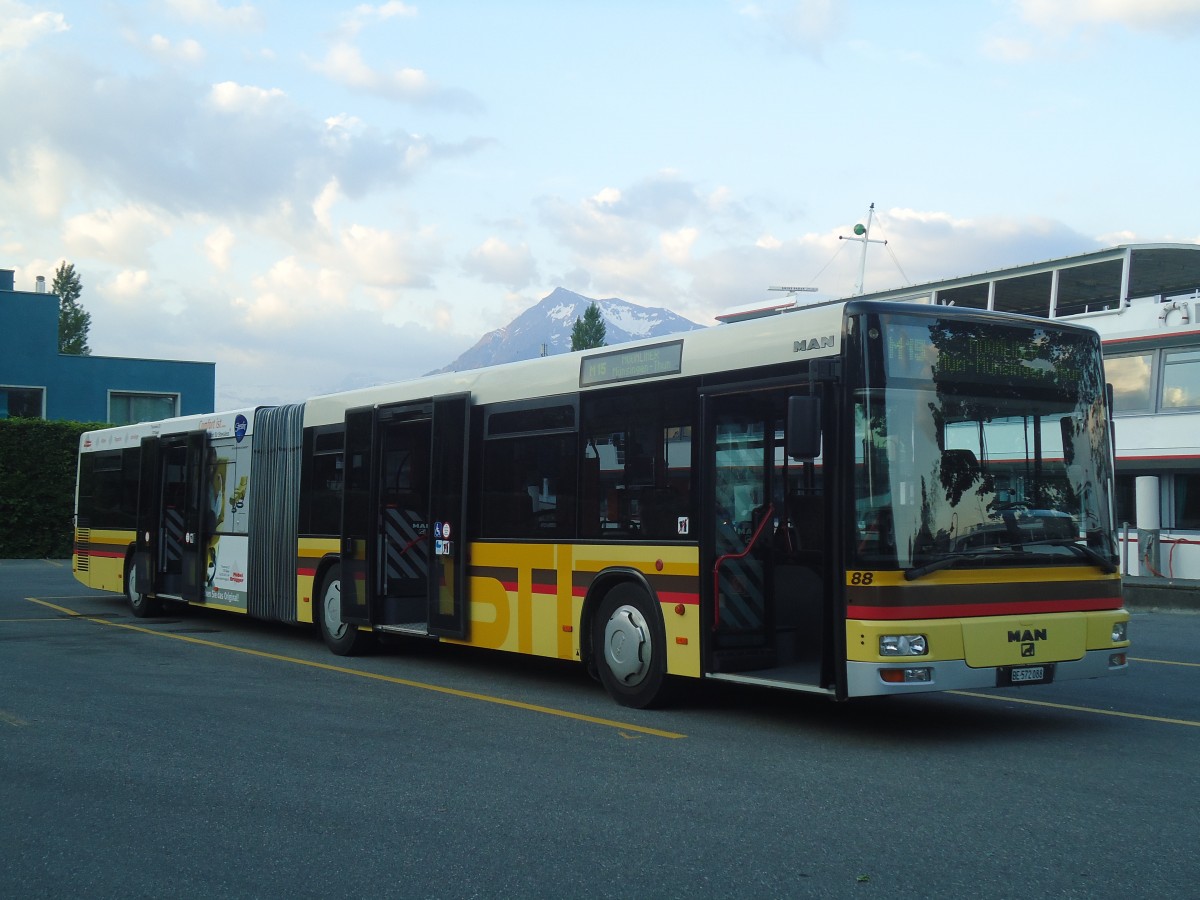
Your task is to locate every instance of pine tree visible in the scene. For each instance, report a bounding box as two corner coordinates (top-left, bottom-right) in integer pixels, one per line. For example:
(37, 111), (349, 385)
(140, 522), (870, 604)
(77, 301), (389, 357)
(54, 261), (91, 355)
(570, 301), (607, 351)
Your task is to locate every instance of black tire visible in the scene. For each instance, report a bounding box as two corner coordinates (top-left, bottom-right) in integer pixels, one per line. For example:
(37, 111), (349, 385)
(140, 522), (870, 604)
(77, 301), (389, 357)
(125, 557), (162, 618)
(317, 564), (373, 656)
(592, 583), (673, 709)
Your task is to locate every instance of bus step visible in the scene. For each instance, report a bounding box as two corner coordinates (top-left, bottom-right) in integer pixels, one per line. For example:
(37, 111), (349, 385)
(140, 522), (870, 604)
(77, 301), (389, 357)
(375, 623), (430, 636)
(711, 647), (777, 673)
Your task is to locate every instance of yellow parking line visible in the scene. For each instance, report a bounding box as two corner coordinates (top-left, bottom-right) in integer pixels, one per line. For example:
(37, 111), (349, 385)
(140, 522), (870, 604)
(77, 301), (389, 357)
(950, 690), (1200, 728)
(24, 597), (686, 740)
(1128, 656), (1200, 669)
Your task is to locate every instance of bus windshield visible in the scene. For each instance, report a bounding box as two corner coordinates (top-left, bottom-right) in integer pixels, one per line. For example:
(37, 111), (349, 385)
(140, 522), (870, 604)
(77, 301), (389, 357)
(852, 312), (1118, 574)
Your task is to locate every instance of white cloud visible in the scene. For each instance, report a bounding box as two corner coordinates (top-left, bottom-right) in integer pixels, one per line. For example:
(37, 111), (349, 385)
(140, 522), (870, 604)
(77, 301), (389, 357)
(239, 256), (347, 329)
(1017, 0), (1200, 33)
(313, 41), (429, 97)
(204, 225), (236, 271)
(63, 205), (173, 265)
(341, 1), (418, 37)
(166, 0), (262, 30)
(148, 33), (206, 64)
(309, 41), (482, 110)
(0, 3), (67, 51)
(592, 187), (621, 207)
(0, 144), (77, 222)
(337, 223), (441, 290)
(105, 268), (151, 300)
(312, 179), (341, 232)
(463, 237), (537, 288)
(208, 80), (285, 112)
(738, 0), (841, 56)
(660, 227), (699, 265)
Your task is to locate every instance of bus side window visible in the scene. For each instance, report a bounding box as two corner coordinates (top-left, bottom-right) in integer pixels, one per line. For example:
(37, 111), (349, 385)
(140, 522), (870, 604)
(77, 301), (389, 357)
(481, 435), (575, 538)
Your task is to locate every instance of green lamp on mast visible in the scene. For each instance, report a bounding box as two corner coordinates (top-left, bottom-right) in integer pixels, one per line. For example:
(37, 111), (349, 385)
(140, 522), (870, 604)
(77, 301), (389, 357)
(840, 203), (887, 296)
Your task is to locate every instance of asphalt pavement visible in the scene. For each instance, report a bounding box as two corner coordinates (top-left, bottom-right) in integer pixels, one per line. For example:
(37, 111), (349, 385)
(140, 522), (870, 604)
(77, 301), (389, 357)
(2, 559), (1198, 899)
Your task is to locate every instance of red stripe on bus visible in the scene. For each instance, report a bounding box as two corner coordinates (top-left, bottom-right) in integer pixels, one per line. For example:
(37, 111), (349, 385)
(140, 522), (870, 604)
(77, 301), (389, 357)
(496, 581), (700, 606)
(847, 597), (1123, 620)
(76, 549), (125, 559)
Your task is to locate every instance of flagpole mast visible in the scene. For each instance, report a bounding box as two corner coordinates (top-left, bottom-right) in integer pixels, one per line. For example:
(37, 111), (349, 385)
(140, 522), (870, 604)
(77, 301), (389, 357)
(840, 202), (887, 296)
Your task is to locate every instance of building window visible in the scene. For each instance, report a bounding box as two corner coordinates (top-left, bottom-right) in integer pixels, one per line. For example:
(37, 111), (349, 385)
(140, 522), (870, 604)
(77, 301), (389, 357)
(1175, 474), (1200, 530)
(993, 271), (1053, 317)
(0, 385), (44, 418)
(1114, 475), (1137, 528)
(1105, 352), (1154, 413)
(109, 392), (178, 425)
(1160, 349), (1200, 410)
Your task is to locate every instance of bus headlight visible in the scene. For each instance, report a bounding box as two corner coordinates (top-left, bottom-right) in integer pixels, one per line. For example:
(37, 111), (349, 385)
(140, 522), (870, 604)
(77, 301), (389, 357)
(879, 634), (928, 656)
(1112, 621), (1127, 643)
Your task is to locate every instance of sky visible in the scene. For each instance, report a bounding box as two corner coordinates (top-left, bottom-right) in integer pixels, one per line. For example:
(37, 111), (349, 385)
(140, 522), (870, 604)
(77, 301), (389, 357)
(2, 0), (1199, 409)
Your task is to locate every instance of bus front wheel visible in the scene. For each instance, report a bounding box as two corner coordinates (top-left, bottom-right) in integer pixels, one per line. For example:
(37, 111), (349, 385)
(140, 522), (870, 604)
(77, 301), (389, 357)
(592, 584), (672, 709)
(317, 565), (372, 656)
(125, 558), (162, 618)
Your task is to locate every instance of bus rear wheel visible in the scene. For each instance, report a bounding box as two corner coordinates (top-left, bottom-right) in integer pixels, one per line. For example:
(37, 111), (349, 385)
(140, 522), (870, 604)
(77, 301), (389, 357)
(317, 564), (372, 656)
(125, 558), (162, 618)
(592, 584), (672, 709)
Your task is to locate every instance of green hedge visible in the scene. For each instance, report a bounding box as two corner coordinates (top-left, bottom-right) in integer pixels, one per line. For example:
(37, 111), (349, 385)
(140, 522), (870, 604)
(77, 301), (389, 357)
(0, 419), (108, 558)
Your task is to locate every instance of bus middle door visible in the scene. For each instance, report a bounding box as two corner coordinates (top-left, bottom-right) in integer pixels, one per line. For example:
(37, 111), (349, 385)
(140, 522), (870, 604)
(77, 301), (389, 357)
(377, 408), (433, 630)
(340, 403), (433, 633)
(135, 431), (209, 603)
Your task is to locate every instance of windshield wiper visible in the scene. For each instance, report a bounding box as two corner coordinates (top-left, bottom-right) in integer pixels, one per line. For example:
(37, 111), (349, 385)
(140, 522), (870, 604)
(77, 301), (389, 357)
(1022, 539), (1119, 574)
(904, 540), (1119, 581)
(903, 548), (1021, 581)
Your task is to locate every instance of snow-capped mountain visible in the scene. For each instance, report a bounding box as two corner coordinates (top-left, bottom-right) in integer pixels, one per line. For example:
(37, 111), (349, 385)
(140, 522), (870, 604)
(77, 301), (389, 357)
(433, 287), (705, 373)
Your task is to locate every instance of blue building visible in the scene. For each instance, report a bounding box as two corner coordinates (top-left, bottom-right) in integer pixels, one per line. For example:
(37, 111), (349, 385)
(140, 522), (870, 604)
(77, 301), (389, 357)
(0, 268), (215, 424)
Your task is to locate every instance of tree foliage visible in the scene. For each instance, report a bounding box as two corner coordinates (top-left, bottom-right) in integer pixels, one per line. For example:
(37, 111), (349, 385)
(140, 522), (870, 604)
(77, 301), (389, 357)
(0, 419), (105, 558)
(570, 301), (607, 351)
(54, 260), (91, 355)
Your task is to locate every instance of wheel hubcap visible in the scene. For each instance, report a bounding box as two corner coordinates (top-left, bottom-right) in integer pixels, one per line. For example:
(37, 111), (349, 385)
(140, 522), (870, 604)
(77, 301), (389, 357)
(323, 581), (346, 639)
(603, 605), (651, 686)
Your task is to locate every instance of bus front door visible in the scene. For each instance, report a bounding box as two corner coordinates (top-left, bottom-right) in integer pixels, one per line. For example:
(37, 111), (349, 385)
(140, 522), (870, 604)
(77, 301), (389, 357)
(134, 431), (209, 603)
(340, 395), (469, 639)
(704, 388), (828, 689)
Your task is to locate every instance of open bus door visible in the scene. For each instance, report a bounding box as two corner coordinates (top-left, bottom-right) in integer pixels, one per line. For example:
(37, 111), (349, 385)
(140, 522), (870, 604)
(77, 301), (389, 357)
(134, 430), (209, 604)
(338, 394), (470, 639)
(702, 385), (834, 694)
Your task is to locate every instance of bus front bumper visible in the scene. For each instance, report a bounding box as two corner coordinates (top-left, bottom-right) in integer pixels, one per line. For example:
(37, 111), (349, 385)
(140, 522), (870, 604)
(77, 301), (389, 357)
(845, 647), (1128, 698)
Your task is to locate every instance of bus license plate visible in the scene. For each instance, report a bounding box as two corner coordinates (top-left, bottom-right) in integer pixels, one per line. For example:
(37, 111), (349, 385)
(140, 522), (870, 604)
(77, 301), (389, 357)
(998, 664), (1054, 686)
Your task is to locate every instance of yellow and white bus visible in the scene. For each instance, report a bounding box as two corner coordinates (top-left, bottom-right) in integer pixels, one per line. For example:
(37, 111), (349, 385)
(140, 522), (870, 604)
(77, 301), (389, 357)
(73, 298), (1129, 707)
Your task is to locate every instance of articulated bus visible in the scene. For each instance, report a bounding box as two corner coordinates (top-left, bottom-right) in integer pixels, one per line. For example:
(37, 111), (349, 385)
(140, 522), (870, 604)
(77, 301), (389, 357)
(73, 299), (1130, 707)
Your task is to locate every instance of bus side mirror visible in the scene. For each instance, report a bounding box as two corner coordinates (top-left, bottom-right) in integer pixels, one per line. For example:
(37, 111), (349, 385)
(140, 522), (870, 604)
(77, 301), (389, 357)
(787, 395), (822, 459)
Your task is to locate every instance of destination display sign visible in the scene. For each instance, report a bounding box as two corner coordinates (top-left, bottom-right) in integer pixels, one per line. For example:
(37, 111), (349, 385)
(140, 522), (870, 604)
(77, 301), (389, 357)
(579, 340), (684, 387)
(880, 317), (1087, 387)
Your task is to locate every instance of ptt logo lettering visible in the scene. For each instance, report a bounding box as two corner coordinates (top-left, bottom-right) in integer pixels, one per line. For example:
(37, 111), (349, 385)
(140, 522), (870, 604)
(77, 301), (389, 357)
(1009, 628), (1047, 658)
